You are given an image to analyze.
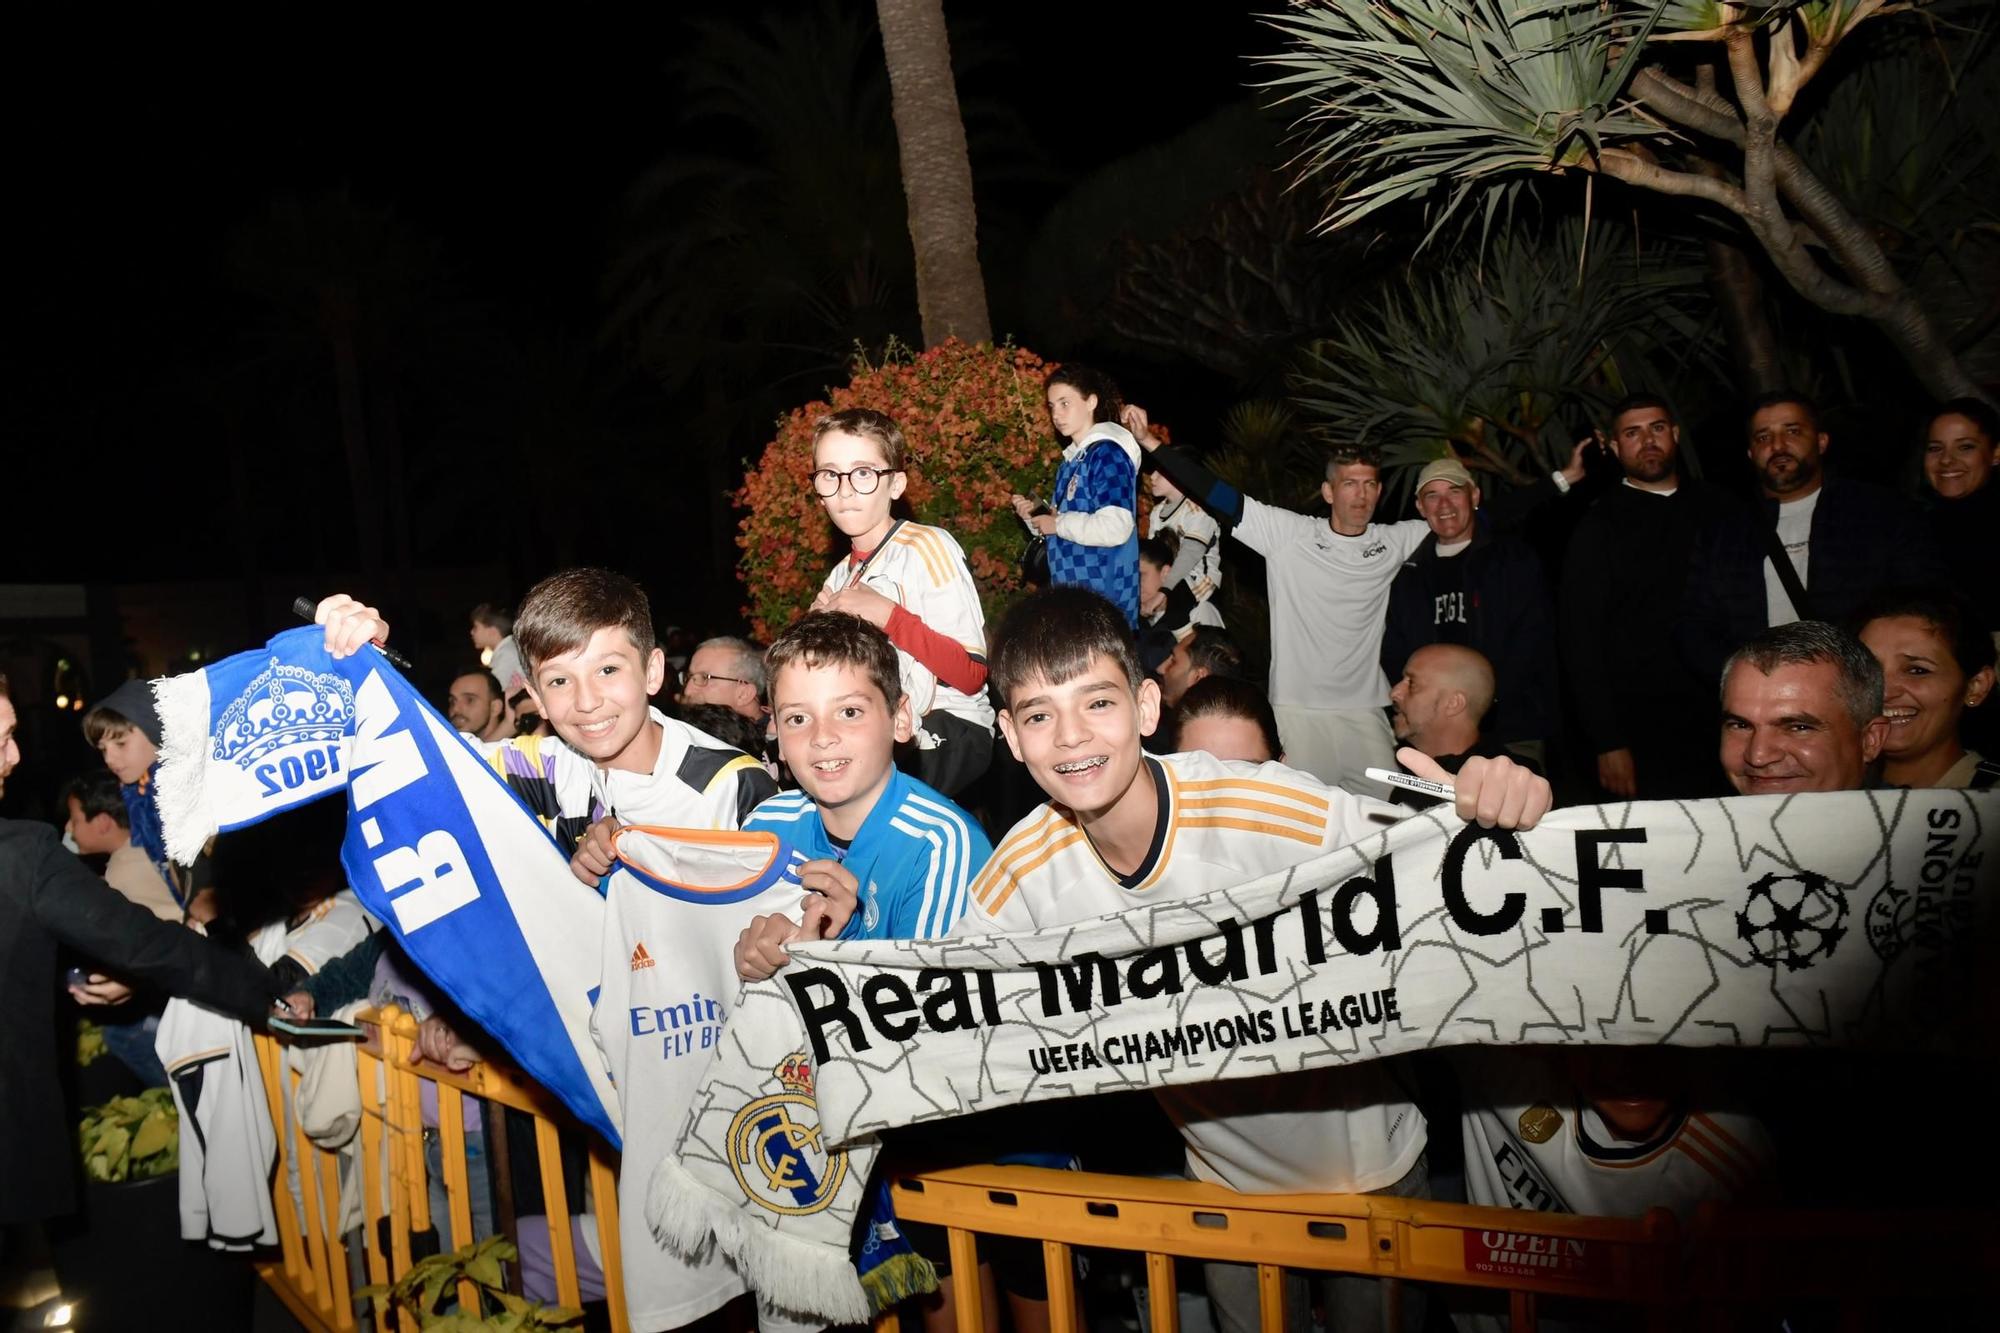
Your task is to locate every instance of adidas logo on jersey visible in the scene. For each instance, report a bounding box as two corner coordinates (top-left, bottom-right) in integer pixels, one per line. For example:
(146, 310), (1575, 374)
(631, 942), (656, 971)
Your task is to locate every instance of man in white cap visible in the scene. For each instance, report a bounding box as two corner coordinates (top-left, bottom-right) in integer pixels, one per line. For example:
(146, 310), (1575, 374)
(1136, 421), (1587, 793)
(1380, 457), (1562, 769)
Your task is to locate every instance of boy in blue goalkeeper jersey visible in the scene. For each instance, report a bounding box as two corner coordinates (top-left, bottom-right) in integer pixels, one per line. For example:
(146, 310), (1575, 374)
(734, 612), (991, 977)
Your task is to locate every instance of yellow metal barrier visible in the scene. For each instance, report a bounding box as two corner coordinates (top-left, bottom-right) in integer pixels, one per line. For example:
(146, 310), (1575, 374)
(886, 1164), (2000, 1333)
(251, 1005), (628, 1333)
(247, 1015), (1995, 1333)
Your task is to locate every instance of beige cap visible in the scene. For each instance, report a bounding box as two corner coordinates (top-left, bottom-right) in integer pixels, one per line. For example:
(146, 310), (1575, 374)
(1414, 457), (1475, 502)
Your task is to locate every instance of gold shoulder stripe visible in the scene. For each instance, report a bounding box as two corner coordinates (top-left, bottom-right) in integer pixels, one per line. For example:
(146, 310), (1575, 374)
(1176, 776), (1331, 812)
(989, 808), (1073, 864)
(704, 753), (765, 793)
(1178, 816), (1323, 846)
(891, 524), (947, 585)
(987, 807), (1060, 856)
(1682, 1118), (1757, 1192)
(979, 829), (1092, 914)
(1179, 794), (1332, 829)
(1672, 1133), (1744, 1193)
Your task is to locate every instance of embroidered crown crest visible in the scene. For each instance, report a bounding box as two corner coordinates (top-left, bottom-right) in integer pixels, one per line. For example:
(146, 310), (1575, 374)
(772, 1050), (816, 1096)
(213, 657), (355, 767)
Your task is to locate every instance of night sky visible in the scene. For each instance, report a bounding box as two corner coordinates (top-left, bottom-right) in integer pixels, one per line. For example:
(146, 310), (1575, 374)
(10, 3), (1271, 594)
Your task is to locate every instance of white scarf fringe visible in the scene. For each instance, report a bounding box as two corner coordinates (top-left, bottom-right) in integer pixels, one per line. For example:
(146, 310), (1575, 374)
(151, 670), (215, 865)
(646, 1156), (870, 1325)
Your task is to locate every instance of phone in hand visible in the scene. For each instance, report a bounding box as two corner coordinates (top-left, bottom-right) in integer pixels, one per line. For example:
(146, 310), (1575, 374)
(269, 1015), (366, 1041)
(66, 967), (91, 988)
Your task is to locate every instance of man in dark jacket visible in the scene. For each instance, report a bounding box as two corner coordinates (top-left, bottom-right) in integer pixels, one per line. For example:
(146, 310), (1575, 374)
(0, 673), (283, 1226)
(1561, 395), (1732, 799)
(1679, 391), (1945, 688)
(1380, 458), (1558, 765)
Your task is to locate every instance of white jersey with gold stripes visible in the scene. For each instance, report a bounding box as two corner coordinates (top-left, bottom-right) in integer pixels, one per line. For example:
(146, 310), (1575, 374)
(960, 750), (1396, 934)
(1460, 1053), (1774, 1223)
(821, 519), (994, 737)
(959, 751), (1426, 1195)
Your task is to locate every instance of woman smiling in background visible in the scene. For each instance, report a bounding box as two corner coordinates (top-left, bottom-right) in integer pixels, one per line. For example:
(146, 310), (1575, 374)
(1856, 588), (1998, 790)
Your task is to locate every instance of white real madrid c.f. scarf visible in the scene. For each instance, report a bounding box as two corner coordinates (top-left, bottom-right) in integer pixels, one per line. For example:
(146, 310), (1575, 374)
(652, 789), (1997, 1322)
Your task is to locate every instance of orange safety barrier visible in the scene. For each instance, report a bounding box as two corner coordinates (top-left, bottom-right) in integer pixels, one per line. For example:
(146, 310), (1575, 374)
(250, 1005), (628, 1333)
(246, 1016), (1996, 1333)
(883, 1164), (2000, 1333)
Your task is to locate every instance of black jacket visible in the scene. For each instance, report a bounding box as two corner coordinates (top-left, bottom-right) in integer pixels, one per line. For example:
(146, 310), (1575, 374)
(1561, 480), (1730, 753)
(1678, 475), (1944, 686)
(2, 819), (281, 1223)
(1925, 483), (2000, 636)
(1380, 523), (1558, 745)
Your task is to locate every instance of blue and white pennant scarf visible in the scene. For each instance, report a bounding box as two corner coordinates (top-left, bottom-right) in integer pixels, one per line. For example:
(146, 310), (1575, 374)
(153, 627), (622, 1145)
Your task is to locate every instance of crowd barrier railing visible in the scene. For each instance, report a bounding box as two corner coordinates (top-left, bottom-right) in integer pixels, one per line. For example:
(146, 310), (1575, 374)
(251, 1004), (629, 1333)
(252, 1020), (1996, 1333)
(882, 1164), (2000, 1333)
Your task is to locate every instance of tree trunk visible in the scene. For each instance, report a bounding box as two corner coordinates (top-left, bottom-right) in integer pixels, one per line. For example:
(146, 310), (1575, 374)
(1703, 232), (1783, 394)
(1619, 57), (1986, 403)
(874, 0), (991, 347)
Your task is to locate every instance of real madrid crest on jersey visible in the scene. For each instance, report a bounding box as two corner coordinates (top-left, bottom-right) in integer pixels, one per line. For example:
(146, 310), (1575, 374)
(1517, 1104), (1563, 1144)
(727, 1050), (847, 1216)
(213, 656), (356, 812)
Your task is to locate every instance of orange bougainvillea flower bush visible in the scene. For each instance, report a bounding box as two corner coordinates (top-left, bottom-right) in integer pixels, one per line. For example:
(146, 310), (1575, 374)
(736, 338), (1065, 641)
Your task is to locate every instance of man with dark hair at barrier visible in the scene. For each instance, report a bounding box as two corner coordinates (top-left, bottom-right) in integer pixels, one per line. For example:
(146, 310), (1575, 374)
(447, 667), (513, 743)
(64, 770), (180, 922)
(1561, 394), (1731, 800)
(2, 672), (287, 1235)
(1718, 619), (1888, 796)
(1157, 624), (1243, 709)
(1680, 390), (1943, 687)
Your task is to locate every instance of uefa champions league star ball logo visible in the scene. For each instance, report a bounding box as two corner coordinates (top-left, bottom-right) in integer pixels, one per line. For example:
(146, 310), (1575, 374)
(1735, 871), (1847, 972)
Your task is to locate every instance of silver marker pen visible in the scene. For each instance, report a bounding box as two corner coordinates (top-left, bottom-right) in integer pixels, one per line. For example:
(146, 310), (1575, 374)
(1364, 767), (1455, 801)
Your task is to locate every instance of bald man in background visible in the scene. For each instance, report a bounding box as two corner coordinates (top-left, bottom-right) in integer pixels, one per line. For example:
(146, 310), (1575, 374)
(1385, 644), (1531, 808)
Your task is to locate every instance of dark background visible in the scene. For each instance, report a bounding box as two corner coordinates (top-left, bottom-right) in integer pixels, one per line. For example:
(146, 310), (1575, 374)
(9, 3), (1264, 587)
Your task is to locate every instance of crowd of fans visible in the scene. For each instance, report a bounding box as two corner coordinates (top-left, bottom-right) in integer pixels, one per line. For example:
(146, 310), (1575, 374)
(8, 370), (1995, 1332)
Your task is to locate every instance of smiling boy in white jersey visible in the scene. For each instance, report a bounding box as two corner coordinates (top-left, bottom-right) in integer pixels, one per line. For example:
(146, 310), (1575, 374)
(962, 587), (1552, 1333)
(316, 574), (792, 1332)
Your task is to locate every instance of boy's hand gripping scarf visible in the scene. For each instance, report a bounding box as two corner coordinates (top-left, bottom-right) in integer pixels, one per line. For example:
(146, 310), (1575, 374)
(152, 627), (622, 1145)
(651, 790), (1998, 1322)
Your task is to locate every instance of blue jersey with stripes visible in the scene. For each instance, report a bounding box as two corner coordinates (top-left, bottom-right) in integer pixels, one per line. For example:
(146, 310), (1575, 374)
(742, 767), (990, 939)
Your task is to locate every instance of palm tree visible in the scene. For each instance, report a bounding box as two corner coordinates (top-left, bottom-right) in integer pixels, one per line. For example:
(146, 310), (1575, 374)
(874, 0), (991, 347)
(1260, 1), (1992, 402)
(1288, 217), (1714, 502)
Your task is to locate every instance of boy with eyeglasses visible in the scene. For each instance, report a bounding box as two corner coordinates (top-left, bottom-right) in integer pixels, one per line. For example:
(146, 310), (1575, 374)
(808, 408), (994, 796)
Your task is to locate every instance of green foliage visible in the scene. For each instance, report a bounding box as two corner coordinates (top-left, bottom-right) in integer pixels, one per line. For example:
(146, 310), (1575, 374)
(1205, 400), (1322, 513)
(76, 1019), (106, 1067)
(1793, 28), (2000, 381)
(79, 1088), (178, 1183)
(735, 338), (1061, 640)
(1259, 1), (1664, 241)
(1287, 218), (1712, 503)
(356, 1237), (582, 1332)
